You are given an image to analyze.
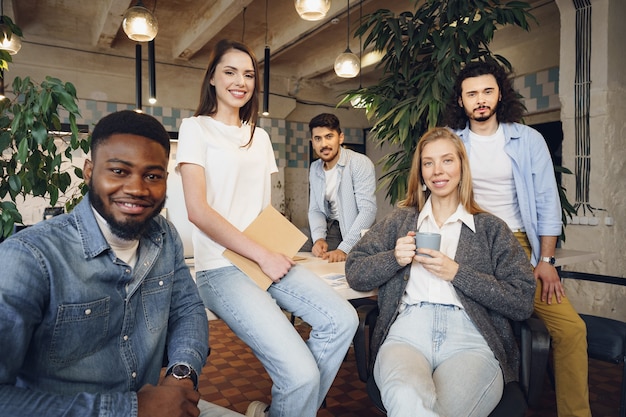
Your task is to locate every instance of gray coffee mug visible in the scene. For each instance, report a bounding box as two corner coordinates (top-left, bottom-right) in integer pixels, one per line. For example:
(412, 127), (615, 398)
(415, 232), (441, 257)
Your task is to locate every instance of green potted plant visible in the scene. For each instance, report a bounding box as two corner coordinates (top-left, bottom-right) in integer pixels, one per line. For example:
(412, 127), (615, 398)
(0, 16), (89, 238)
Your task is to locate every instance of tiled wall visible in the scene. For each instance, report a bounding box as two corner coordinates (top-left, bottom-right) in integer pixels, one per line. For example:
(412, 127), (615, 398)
(513, 66), (560, 114)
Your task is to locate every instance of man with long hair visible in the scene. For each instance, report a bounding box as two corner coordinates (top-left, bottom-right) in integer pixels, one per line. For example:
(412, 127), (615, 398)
(444, 60), (590, 417)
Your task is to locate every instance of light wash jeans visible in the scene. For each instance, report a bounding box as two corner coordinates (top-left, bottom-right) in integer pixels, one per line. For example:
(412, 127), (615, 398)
(196, 265), (358, 417)
(374, 303), (504, 417)
(198, 399), (244, 416)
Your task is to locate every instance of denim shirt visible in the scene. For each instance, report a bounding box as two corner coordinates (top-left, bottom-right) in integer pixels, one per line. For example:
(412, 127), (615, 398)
(308, 147), (377, 254)
(0, 196), (209, 417)
(455, 122), (562, 266)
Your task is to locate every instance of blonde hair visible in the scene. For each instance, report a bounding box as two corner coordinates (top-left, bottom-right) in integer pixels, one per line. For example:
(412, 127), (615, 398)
(398, 127), (484, 214)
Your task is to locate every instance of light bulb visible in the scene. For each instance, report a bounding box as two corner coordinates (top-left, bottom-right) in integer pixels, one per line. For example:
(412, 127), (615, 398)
(295, 0), (331, 21)
(334, 50), (360, 78)
(0, 25), (21, 55)
(123, 5), (158, 42)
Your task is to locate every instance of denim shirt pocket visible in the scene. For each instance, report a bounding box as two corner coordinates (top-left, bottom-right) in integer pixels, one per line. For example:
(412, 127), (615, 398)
(141, 272), (174, 333)
(49, 297), (110, 365)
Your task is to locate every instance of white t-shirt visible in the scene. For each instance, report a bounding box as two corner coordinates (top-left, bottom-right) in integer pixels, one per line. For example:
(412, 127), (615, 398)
(469, 125), (524, 230)
(324, 164), (340, 221)
(176, 116), (278, 271)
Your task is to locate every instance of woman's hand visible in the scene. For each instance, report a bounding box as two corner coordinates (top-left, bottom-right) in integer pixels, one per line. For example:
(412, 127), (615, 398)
(415, 248), (459, 282)
(257, 250), (295, 283)
(395, 232), (417, 267)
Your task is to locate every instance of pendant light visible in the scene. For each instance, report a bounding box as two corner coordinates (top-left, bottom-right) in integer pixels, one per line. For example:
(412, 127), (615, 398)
(262, 0), (270, 116)
(334, 0), (359, 78)
(295, 0), (331, 21)
(148, 39), (156, 104)
(350, 0), (365, 108)
(0, 69), (5, 101)
(123, 0), (158, 42)
(0, 0), (21, 55)
(135, 43), (143, 112)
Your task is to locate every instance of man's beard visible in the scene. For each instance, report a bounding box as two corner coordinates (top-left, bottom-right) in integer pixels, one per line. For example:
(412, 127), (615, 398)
(318, 147), (339, 163)
(88, 184), (165, 241)
(471, 101), (498, 123)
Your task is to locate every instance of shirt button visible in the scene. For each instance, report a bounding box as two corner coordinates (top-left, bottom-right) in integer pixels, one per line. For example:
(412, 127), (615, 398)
(84, 309), (92, 315)
(159, 280), (164, 286)
(125, 269), (131, 274)
(131, 371), (137, 378)
(123, 335), (129, 341)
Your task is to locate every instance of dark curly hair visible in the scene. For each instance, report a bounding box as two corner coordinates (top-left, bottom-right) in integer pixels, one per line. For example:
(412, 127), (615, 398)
(91, 110), (170, 157)
(443, 60), (525, 130)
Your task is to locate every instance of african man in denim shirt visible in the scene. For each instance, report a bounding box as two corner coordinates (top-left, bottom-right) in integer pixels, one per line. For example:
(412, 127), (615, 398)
(0, 111), (243, 417)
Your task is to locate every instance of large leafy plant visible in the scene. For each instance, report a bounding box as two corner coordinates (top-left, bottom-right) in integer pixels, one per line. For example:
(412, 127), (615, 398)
(0, 75), (89, 238)
(342, 0), (535, 204)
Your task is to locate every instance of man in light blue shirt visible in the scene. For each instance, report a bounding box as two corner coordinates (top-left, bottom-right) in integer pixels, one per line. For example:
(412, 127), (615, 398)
(445, 61), (590, 417)
(0, 111), (243, 417)
(305, 113), (377, 263)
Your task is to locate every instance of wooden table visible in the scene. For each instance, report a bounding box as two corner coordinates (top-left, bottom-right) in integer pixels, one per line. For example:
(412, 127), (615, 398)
(294, 252), (378, 300)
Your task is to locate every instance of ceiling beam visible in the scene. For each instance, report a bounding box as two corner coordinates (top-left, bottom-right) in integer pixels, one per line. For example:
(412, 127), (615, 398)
(171, 0), (255, 60)
(95, 0), (129, 48)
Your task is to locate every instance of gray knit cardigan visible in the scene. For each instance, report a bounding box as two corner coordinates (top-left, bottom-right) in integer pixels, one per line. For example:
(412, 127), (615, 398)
(345, 206), (536, 383)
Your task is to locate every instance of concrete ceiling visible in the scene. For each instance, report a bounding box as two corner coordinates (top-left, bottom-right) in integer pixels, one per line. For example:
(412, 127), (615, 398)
(6, 0), (553, 106)
(7, 0), (412, 92)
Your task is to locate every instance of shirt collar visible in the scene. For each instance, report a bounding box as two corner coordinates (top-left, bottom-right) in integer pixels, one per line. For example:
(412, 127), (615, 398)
(417, 197), (476, 232)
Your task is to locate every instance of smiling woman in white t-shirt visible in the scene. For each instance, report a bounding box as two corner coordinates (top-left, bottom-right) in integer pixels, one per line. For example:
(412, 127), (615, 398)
(176, 39), (358, 417)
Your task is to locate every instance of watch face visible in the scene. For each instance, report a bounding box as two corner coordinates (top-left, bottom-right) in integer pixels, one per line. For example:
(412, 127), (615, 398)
(172, 364), (191, 378)
(542, 256), (556, 265)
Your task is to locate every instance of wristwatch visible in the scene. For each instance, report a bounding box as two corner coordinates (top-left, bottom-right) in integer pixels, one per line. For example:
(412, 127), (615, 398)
(167, 363), (198, 390)
(540, 256), (556, 265)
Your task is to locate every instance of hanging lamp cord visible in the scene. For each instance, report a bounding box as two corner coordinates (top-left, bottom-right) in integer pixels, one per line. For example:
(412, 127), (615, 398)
(346, 0), (350, 50)
(265, 0), (269, 46)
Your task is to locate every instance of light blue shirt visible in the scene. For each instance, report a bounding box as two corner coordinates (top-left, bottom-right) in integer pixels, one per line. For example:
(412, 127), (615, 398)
(0, 196), (209, 417)
(308, 147), (377, 254)
(455, 122), (562, 266)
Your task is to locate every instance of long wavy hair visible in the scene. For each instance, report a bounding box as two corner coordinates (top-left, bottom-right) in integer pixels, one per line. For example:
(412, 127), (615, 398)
(398, 127), (484, 215)
(443, 60), (526, 130)
(194, 39), (260, 147)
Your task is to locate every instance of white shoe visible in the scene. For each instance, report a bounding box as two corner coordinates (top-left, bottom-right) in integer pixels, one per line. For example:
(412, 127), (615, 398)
(245, 401), (270, 417)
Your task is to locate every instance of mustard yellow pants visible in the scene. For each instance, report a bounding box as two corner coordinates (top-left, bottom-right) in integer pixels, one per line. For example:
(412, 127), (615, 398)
(514, 232), (591, 417)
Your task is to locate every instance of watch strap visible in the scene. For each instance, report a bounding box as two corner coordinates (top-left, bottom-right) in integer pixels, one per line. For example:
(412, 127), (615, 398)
(540, 256), (556, 265)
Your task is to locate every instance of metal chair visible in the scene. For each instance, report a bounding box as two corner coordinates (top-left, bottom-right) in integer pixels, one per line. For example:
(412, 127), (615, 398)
(560, 271), (626, 417)
(353, 304), (550, 417)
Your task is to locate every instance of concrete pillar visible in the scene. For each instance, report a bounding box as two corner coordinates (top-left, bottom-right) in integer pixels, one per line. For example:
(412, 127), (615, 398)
(556, 0), (626, 319)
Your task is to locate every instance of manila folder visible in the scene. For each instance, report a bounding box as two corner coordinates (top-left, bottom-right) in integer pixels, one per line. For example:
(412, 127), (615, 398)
(223, 205), (307, 290)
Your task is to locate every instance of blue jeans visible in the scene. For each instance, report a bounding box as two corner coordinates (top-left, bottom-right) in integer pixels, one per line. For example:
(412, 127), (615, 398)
(196, 265), (358, 417)
(374, 303), (504, 417)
